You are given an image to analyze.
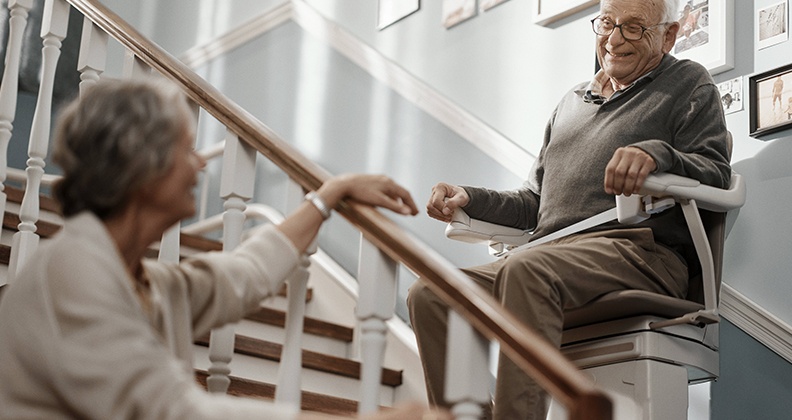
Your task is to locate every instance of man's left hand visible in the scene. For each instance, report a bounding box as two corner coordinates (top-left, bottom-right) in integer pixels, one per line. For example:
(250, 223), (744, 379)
(604, 146), (657, 196)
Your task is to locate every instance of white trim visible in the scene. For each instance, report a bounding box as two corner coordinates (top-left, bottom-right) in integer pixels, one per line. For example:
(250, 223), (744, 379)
(289, 0), (534, 178)
(179, 2), (293, 69)
(721, 283), (792, 364)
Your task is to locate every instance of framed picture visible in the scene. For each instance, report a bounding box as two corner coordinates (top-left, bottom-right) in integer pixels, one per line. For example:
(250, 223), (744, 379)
(443, 0), (477, 29)
(672, 0), (734, 76)
(717, 76), (744, 115)
(533, 0), (599, 27)
(749, 63), (792, 138)
(756, 0), (789, 50)
(480, 0), (510, 13)
(378, 0), (420, 30)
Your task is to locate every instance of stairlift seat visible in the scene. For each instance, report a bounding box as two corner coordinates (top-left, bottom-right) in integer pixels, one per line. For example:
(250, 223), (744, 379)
(445, 172), (746, 419)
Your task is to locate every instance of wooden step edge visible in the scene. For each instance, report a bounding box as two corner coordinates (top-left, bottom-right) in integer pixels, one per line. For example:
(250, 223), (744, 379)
(3, 212), (61, 238)
(5, 185), (61, 214)
(195, 334), (403, 387)
(245, 306), (353, 343)
(0, 244), (10, 266)
(194, 369), (359, 416)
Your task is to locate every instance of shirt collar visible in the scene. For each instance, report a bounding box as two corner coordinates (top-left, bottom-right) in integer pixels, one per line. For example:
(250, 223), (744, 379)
(577, 54), (675, 104)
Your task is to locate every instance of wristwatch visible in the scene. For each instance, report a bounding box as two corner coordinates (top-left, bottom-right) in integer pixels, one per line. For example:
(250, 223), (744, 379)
(305, 191), (332, 220)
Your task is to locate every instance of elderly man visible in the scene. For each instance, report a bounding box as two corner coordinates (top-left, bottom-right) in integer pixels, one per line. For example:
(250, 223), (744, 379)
(407, 0), (732, 418)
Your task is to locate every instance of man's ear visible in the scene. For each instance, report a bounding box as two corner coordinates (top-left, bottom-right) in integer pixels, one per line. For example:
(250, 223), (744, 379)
(662, 22), (680, 54)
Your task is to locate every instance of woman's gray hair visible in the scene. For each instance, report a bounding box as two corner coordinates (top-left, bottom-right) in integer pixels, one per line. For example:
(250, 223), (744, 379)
(52, 78), (194, 219)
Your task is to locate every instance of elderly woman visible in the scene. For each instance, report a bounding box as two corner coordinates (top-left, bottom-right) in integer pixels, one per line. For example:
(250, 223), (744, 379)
(0, 80), (449, 420)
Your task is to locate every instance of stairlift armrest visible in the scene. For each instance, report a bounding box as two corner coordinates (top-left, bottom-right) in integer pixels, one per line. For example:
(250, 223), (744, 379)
(445, 209), (531, 247)
(639, 172), (746, 212)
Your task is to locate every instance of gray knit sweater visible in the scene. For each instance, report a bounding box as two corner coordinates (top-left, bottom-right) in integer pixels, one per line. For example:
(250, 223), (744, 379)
(462, 54), (732, 268)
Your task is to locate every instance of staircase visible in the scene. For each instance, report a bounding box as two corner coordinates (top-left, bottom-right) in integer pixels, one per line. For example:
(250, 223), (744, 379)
(0, 1), (613, 418)
(0, 185), (410, 417)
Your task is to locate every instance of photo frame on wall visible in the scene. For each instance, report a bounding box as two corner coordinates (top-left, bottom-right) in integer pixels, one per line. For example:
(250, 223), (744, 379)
(672, 0), (735, 76)
(533, 0), (599, 27)
(749, 63), (792, 138)
(480, 0), (511, 13)
(443, 0), (477, 29)
(717, 76), (744, 115)
(756, 0), (789, 50)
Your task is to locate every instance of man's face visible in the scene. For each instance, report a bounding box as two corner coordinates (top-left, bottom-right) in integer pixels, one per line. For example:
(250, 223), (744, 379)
(596, 0), (679, 87)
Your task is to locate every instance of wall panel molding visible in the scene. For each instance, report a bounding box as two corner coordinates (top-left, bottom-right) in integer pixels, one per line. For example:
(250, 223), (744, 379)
(179, 0), (535, 179)
(721, 284), (792, 364)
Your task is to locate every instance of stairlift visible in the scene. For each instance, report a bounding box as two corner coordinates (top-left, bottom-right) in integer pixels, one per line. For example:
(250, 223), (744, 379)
(444, 172), (746, 419)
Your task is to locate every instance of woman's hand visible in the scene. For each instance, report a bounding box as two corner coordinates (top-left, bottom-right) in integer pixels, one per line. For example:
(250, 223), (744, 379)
(277, 174), (418, 253)
(317, 174), (418, 216)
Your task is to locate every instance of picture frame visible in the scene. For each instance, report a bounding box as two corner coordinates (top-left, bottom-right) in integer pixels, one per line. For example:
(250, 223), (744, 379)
(756, 0), (789, 50)
(532, 0), (599, 27)
(717, 76), (744, 115)
(378, 0), (420, 30)
(672, 0), (735, 76)
(749, 63), (792, 138)
(443, 0), (477, 29)
(480, 0), (510, 13)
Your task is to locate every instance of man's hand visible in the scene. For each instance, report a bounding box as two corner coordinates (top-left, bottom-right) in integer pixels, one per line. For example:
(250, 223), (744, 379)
(426, 182), (470, 223)
(604, 146), (657, 196)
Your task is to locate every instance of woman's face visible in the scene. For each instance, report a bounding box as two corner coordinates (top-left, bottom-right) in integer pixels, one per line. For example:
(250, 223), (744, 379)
(143, 122), (205, 225)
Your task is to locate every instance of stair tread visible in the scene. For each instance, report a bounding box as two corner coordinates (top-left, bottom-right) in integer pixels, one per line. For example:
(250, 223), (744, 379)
(195, 333), (402, 387)
(246, 306), (352, 342)
(194, 369), (359, 416)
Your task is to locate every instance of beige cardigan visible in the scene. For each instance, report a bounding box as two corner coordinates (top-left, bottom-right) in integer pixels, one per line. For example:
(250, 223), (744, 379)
(0, 212), (301, 419)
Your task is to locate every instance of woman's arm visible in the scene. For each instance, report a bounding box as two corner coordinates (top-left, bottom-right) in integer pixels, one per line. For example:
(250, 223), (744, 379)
(276, 174), (418, 253)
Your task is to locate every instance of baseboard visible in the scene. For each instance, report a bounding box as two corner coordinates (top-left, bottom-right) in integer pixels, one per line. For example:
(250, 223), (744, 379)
(720, 284), (792, 364)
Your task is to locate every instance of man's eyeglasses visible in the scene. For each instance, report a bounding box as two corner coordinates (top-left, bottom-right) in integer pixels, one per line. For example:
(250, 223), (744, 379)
(591, 17), (669, 41)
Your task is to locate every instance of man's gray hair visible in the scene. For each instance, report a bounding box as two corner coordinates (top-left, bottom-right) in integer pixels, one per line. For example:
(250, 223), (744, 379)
(52, 78), (194, 219)
(661, 0), (681, 23)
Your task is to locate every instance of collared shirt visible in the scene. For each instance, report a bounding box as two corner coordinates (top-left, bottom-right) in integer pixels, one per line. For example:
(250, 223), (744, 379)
(575, 55), (672, 104)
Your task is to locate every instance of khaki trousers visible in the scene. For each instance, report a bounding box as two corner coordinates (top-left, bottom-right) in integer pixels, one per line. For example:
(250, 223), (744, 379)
(407, 228), (689, 420)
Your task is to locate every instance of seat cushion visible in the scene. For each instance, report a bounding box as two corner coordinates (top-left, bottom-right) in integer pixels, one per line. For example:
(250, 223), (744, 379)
(563, 290), (704, 329)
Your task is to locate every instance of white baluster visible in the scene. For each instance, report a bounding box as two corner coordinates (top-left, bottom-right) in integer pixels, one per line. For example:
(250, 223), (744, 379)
(275, 180), (313, 407)
(275, 249), (312, 406)
(0, 0), (34, 233)
(77, 17), (108, 95)
(356, 236), (398, 415)
(446, 311), (491, 420)
(206, 131), (256, 393)
(158, 223), (180, 263)
(122, 49), (149, 79)
(8, 0), (69, 280)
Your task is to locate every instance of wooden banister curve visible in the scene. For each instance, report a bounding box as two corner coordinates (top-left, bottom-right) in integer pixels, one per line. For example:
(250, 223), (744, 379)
(63, 0), (611, 417)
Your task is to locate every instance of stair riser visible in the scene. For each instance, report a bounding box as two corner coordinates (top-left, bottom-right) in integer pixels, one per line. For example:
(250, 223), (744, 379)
(235, 318), (349, 358)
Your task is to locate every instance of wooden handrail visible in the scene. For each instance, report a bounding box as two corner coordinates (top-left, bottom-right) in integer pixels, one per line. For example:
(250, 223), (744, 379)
(64, 0), (612, 417)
